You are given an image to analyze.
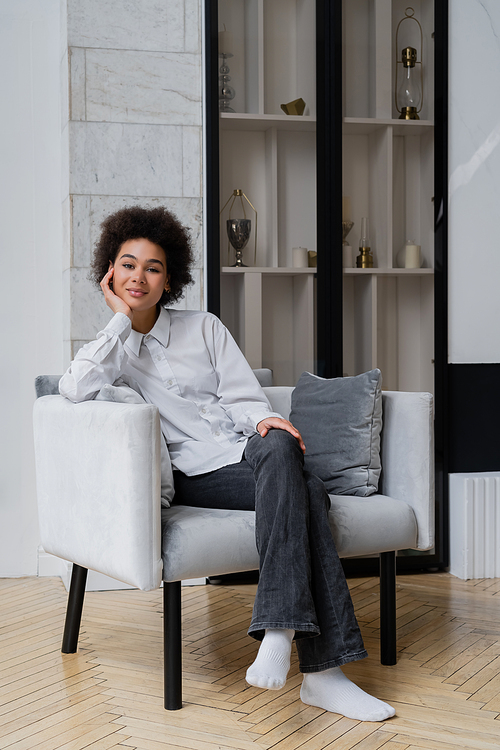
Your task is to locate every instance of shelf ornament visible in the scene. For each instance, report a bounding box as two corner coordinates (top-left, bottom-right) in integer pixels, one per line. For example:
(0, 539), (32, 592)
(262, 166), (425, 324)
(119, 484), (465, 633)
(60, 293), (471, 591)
(220, 189), (258, 267)
(395, 7), (424, 120)
(342, 196), (354, 268)
(356, 217), (374, 268)
(280, 98), (306, 116)
(218, 26), (236, 113)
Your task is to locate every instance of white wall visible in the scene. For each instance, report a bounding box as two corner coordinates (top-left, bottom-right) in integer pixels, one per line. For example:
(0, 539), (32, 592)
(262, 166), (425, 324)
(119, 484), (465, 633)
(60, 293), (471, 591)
(0, 0), (63, 575)
(448, 0), (500, 364)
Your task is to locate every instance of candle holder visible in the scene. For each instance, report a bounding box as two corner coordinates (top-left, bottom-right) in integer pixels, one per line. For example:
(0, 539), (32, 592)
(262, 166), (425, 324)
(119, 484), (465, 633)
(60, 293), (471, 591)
(342, 220), (354, 268)
(227, 219), (251, 267)
(220, 189), (258, 266)
(342, 220), (354, 245)
(219, 53), (236, 113)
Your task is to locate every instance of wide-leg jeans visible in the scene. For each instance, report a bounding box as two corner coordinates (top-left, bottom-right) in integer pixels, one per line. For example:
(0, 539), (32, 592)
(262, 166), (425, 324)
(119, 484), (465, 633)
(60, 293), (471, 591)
(173, 429), (368, 672)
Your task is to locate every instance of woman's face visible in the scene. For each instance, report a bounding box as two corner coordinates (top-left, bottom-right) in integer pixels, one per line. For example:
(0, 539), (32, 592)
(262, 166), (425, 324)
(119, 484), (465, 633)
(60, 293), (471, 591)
(111, 238), (169, 313)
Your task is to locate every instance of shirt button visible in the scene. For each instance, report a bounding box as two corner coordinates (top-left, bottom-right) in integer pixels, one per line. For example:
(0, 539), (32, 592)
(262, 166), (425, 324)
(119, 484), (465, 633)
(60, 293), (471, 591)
(155, 355), (162, 362)
(145, 335), (151, 341)
(167, 380), (173, 386)
(201, 408), (207, 414)
(214, 431), (220, 436)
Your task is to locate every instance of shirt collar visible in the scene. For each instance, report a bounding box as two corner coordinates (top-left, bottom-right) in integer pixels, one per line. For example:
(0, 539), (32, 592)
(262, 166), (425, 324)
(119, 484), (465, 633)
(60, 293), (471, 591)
(125, 307), (171, 357)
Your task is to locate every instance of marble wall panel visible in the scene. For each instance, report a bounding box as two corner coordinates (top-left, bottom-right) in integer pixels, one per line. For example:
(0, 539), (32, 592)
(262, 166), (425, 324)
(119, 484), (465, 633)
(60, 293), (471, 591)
(69, 47), (86, 121)
(85, 49), (201, 126)
(69, 122), (184, 196)
(71, 195), (92, 267)
(184, 0), (201, 54)
(182, 126), (202, 197)
(67, 0), (185, 53)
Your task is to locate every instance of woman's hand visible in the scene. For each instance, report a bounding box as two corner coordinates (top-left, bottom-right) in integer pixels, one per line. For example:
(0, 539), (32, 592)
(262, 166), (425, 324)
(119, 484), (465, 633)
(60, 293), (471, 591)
(256, 417), (306, 454)
(100, 267), (133, 320)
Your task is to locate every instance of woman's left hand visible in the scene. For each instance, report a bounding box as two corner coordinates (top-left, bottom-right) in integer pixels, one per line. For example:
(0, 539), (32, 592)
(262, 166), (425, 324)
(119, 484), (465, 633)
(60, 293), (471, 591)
(256, 417), (306, 454)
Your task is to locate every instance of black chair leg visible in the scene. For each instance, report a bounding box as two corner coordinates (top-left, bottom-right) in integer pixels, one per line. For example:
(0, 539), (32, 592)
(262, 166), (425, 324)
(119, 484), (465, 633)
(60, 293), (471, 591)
(62, 563), (88, 653)
(379, 551), (397, 665)
(163, 581), (182, 710)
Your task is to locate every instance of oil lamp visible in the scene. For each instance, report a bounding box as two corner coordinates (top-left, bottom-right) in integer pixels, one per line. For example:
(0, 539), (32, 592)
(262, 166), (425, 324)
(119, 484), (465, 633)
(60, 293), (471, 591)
(395, 8), (423, 120)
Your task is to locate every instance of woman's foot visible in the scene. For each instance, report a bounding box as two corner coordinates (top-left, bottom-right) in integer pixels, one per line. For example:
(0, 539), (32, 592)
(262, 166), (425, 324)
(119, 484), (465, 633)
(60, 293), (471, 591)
(300, 667), (395, 722)
(245, 629), (294, 690)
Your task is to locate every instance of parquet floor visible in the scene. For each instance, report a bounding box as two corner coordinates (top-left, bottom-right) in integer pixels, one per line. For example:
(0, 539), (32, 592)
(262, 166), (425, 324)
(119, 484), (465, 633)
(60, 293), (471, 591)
(1, 573), (500, 750)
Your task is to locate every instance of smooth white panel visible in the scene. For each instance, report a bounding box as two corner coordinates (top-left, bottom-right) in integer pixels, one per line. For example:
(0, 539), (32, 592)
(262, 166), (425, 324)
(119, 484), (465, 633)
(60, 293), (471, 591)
(0, 0), (63, 575)
(448, 1), (500, 363)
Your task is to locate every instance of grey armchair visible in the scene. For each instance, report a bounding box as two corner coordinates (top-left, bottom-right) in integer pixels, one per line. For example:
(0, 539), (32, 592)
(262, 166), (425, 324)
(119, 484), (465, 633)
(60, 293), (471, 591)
(33, 378), (434, 710)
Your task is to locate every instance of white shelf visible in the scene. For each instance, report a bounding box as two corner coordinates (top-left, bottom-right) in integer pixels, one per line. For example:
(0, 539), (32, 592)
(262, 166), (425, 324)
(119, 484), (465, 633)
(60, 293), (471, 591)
(343, 268), (434, 276)
(220, 113), (316, 132)
(343, 118), (433, 136)
(222, 266), (316, 275)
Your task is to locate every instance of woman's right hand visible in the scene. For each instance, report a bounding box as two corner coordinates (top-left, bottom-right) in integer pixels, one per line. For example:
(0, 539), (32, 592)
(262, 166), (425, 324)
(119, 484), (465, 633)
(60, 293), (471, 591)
(100, 267), (133, 320)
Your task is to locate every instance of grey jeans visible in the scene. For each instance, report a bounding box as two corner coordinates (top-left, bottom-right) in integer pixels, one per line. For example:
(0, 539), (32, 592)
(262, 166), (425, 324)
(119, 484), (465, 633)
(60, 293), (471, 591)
(173, 429), (367, 672)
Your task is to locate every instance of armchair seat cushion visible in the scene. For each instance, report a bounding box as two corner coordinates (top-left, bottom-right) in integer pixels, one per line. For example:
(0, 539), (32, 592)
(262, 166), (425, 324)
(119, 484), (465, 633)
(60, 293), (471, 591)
(161, 494), (417, 582)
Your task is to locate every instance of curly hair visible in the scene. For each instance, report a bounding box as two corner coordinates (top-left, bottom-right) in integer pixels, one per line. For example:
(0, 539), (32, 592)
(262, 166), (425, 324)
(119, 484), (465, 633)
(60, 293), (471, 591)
(89, 205), (194, 306)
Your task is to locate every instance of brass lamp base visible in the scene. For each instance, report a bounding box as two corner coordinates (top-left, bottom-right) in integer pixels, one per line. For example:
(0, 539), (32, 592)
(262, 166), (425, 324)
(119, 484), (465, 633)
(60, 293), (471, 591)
(356, 247), (374, 268)
(399, 106), (419, 120)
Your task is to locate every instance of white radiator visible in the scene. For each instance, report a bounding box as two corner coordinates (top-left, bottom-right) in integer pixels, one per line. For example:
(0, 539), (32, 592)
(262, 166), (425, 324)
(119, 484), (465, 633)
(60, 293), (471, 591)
(449, 473), (500, 580)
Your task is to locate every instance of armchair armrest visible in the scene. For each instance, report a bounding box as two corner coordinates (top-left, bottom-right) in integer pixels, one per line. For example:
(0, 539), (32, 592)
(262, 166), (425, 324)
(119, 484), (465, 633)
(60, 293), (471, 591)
(380, 391), (434, 550)
(33, 396), (163, 591)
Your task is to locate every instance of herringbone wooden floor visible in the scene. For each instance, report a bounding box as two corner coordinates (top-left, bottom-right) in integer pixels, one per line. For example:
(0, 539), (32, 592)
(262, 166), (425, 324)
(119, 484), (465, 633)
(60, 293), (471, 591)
(1, 572), (500, 750)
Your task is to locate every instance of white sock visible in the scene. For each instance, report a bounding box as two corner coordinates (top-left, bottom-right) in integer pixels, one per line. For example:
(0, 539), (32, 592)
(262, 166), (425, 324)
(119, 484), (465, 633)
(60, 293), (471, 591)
(300, 667), (395, 722)
(246, 629), (294, 690)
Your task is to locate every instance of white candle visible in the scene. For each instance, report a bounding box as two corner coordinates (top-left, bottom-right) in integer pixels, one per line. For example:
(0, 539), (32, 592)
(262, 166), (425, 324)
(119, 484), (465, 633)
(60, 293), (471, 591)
(218, 30), (234, 54)
(292, 247), (308, 268)
(405, 243), (421, 268)
(342, 245), (353, 268)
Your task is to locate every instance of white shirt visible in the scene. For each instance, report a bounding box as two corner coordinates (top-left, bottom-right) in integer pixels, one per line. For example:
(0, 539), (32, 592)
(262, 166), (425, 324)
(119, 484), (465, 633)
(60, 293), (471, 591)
(59, 308), (281, 475)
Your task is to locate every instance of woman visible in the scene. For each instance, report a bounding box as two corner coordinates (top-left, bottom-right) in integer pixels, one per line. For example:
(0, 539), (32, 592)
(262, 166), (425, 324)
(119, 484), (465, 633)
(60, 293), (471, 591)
(59, 205), (395, 722)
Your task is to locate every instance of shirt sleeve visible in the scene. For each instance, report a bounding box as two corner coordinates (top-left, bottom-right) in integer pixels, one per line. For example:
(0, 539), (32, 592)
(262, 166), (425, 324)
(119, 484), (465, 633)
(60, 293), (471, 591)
(59, 313), (133, 403)
(212, 320), (283, 436)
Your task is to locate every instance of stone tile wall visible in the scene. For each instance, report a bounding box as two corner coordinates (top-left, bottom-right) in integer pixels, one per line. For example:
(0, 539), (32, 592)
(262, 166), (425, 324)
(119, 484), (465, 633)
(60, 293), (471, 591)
(61, 0), (203, 361)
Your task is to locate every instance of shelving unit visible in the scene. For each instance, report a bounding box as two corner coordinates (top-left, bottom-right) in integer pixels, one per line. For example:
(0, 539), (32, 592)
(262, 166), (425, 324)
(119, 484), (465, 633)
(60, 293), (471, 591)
(218, 0), (317, 384)
(342, 0), (435, 393)
(206, 0), (449, 573)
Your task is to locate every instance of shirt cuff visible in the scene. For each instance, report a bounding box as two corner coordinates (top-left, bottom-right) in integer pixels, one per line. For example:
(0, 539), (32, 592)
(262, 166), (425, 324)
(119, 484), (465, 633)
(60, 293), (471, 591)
(101, 312), (132, 344)
(248, 410), (283, 432)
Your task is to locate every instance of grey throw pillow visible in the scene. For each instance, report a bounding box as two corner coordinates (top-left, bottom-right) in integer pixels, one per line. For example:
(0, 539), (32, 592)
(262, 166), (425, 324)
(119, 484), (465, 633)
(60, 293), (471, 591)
(290, 369), (383, 496)
(35, 375), (61, 398)
(96, 383), (175, 508)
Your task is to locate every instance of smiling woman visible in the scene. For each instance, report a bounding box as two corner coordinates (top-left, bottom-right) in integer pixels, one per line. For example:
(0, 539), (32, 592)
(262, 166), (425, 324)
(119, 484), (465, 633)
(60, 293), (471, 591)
(102, 239), (171, 334)
(89, 205), (194, 311)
